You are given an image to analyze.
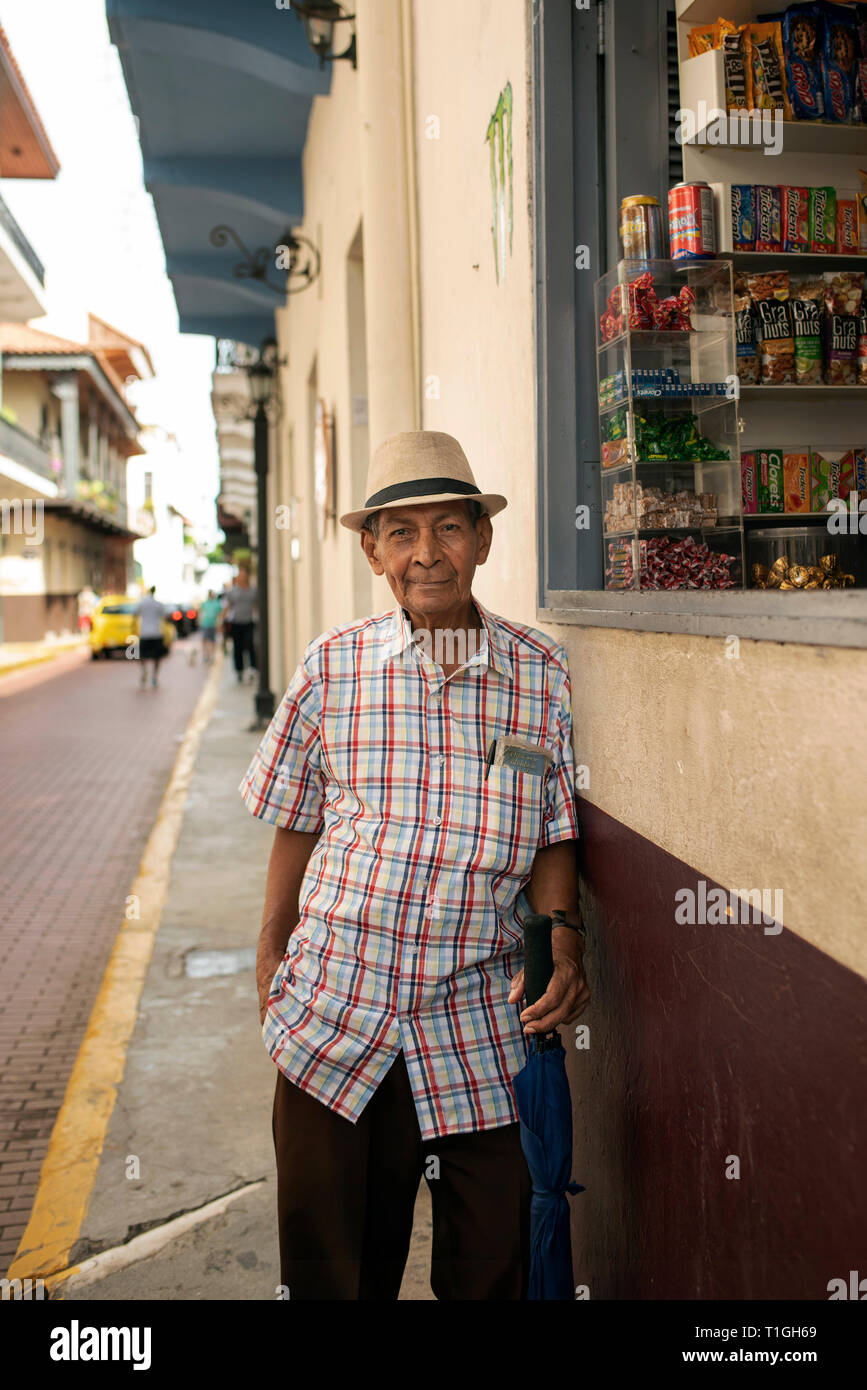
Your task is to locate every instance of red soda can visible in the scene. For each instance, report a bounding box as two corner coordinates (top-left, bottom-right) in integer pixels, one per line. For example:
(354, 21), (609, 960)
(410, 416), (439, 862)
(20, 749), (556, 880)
(668, 181), (716, 261)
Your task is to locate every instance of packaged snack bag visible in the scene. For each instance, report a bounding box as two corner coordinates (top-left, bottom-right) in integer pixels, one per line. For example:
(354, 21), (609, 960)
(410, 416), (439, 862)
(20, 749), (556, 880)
(783, 452), (811, 512)
(858, 170), (867, 253)
(744, 22), (794, 118)
(809, 186), (837, 252)
(755, 185), (783, 252)
(688, 22), (720, 57)
(858, 276), (867, 384)
(782, 2), (824, 119)
(824, 270), (863, 383)
(747, 270), (795, 385)
(836, 198), (859, 252)
(819, 1), (858, 122)
(783, 186), (809, 252)
(734, 274), (761, 385)
(855, 9), (867, 123)
(722, 22), (750, 111)
(790, 276), (825, 383)
(758, 449), (784, 512)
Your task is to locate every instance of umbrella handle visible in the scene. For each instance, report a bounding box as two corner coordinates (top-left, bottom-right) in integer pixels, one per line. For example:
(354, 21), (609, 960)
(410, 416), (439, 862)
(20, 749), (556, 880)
(522, 912), (554, 1008)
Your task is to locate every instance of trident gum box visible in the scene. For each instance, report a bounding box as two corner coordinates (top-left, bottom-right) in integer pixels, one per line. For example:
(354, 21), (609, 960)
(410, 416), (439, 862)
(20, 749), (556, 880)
(741, 452), (757, 513)
(783, 451), (811, 512)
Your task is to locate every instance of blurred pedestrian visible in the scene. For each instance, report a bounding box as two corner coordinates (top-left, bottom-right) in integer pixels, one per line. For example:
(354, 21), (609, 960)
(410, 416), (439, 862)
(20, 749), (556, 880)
(133, 585), (168, 689)
(199, 589), (223, 665)
(224, 568), (257, 683)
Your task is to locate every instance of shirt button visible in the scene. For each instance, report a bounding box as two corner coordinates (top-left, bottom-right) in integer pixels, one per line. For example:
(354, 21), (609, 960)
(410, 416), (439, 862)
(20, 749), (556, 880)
(436, 754), (445, 765)
(432, 815), (442, 826)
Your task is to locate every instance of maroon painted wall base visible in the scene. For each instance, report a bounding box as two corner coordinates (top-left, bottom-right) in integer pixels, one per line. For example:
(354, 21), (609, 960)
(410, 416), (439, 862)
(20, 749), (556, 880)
(568, 799), (866, 1300)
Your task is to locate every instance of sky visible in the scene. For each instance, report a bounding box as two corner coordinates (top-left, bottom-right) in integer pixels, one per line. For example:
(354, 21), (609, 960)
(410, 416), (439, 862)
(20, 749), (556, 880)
(1, 0), (220, 543)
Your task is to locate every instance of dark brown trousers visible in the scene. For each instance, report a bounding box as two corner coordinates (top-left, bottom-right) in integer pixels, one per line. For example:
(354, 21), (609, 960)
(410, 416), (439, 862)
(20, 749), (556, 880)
(272, 1049), (531, 1300)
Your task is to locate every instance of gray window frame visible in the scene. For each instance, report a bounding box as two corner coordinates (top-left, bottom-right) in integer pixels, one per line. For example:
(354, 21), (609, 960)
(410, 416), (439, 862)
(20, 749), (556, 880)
(532, 0), (867, 650)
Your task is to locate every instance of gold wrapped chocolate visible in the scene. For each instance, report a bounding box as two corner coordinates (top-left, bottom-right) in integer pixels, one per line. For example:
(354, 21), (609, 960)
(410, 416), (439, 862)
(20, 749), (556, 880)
(840, 573), (855, 587)
(754, 579), (767, 589)
(822, 578), (835, 590)
(751, 563), (769, 582)
(807, 567), (823, 583)
(789, 565), (809, 587)
(804, 580), (820, 589)
(766, 570), (783, 589)
(770, 555), (789, 576)
(779, 580), (795, 589)
(819, 554), (838, 573)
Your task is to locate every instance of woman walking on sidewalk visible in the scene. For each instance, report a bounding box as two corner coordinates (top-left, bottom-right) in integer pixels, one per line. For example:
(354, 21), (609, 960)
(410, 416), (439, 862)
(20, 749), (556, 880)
(134, 586), (168, 689)
(223, 569), (257, 682)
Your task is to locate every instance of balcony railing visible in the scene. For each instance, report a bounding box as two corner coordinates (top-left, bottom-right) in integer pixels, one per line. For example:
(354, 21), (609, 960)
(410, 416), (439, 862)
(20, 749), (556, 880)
(0, 192), (46, 286)
(0, 414), (56, 481)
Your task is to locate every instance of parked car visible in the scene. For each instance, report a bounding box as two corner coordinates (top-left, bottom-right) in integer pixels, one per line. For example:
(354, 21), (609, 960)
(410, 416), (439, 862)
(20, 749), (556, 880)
(165, 602), (198, 638)
(89, 595), (175, 660)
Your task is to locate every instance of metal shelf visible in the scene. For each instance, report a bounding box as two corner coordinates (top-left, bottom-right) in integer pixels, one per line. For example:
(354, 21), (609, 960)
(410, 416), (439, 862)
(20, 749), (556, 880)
(740, 386), (867, 403)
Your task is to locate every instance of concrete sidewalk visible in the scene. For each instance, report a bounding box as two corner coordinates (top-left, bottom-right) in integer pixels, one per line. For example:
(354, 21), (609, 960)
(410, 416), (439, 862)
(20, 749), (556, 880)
(0, 634), (88, 676)
(53, 653), (433, 1301)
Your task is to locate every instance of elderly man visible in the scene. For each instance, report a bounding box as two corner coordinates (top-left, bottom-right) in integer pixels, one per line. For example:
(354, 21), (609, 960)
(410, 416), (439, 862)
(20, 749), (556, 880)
(240, 430), (588, 1301)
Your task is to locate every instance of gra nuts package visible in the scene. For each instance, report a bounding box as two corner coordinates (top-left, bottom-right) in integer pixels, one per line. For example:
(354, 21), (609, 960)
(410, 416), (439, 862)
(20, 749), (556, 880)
(824, 270), (863, 384)
(734, 275), (760, 386)
(790, 276), (825, 385)
(747, 270), (795, 385)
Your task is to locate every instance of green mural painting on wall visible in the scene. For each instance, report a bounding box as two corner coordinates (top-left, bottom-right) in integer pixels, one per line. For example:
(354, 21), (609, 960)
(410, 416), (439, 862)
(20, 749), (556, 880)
(485, 82), (513, 285)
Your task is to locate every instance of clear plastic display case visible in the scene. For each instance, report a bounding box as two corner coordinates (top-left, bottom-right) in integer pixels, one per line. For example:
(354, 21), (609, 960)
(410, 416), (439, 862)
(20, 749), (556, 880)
(595, 259), (744, 592)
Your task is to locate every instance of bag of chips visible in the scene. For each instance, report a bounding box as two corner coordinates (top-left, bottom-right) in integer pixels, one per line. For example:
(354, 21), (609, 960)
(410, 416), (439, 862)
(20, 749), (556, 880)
(747, 270), (795, 385)
(744, 22), (794, 119)
(782, 2), (824, 119)
(734, 274), (761, 386)
(824, 271), (863, 384)
(789, 276), (824, 384)
(819, 1), (858, 122)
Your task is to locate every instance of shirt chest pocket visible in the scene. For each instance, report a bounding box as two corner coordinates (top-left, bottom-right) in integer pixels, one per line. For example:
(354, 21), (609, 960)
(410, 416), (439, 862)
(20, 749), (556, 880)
(470, 757), (548, 878)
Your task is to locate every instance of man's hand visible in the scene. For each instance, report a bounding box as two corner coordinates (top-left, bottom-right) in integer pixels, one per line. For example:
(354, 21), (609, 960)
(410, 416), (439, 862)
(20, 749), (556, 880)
(508, 950), (590, 1035)
(510, 840), (590, 1034)
(257, 826), (320, 1026)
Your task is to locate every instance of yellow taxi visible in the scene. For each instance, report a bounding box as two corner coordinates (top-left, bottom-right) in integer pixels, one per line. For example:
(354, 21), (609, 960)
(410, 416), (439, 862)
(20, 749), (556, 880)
(89, 594), (176, 660)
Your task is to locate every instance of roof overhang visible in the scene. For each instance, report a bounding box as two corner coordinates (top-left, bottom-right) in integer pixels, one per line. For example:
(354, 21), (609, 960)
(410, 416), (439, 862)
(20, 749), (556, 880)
(107, 0), (329, 348)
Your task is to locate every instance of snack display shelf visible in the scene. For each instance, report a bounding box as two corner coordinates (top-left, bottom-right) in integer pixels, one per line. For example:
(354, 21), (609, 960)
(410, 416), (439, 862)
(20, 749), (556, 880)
(676, 0), (759, 22)
(599, 395), (734, 417)
(744, 511), (846, 522)
(688, 122), (867, 158)
(726, 252), (867, 268)
(597, 328), (730, 355)
(739, 386), (867, 400)
(601, 457), (736, 477)
(605, 522), (741, 538)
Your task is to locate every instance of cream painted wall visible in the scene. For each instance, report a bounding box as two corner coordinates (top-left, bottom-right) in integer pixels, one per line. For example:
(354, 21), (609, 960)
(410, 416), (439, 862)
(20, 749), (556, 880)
(271, 0), (866, 979)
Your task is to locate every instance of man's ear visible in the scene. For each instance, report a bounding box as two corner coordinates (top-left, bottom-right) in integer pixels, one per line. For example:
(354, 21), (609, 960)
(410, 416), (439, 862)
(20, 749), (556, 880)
(360, 529), (385, 576)
(474, 514), (493, 566)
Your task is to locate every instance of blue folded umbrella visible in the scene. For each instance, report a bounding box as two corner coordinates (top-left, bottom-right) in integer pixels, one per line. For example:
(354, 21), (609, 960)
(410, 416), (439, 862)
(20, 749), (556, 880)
(514, 1034), (584, 1301)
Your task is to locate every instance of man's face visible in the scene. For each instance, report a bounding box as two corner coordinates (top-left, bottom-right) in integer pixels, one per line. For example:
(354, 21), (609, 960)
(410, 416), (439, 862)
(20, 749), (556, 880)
(361, 500), (492, 623)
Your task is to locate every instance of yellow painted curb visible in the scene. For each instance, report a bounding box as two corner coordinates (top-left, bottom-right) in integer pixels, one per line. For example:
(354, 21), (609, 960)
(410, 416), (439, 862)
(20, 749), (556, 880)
(6, 652), (225, 1281)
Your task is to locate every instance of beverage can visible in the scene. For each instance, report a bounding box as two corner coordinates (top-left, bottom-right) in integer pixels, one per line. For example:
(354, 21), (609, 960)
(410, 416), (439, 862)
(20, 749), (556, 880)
(668, 181), (716, 260)
(620, 196), (664, 260)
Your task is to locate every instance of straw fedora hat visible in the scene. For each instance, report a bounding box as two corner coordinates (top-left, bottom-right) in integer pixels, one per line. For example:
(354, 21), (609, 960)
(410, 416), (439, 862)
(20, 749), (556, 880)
(340, 430), (508, 533)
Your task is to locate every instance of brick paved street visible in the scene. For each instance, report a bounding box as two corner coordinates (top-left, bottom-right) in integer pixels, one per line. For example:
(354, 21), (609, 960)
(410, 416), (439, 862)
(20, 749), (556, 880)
(0, 641), (208, 1269)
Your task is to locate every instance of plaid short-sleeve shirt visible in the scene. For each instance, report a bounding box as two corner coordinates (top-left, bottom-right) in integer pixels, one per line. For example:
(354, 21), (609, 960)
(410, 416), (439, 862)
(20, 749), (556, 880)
(240, 594), (579, 1140)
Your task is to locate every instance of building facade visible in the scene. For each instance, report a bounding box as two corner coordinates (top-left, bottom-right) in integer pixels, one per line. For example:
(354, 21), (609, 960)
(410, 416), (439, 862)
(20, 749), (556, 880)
(0, 316), (152, 637)
(112, 0), (866, 1298)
